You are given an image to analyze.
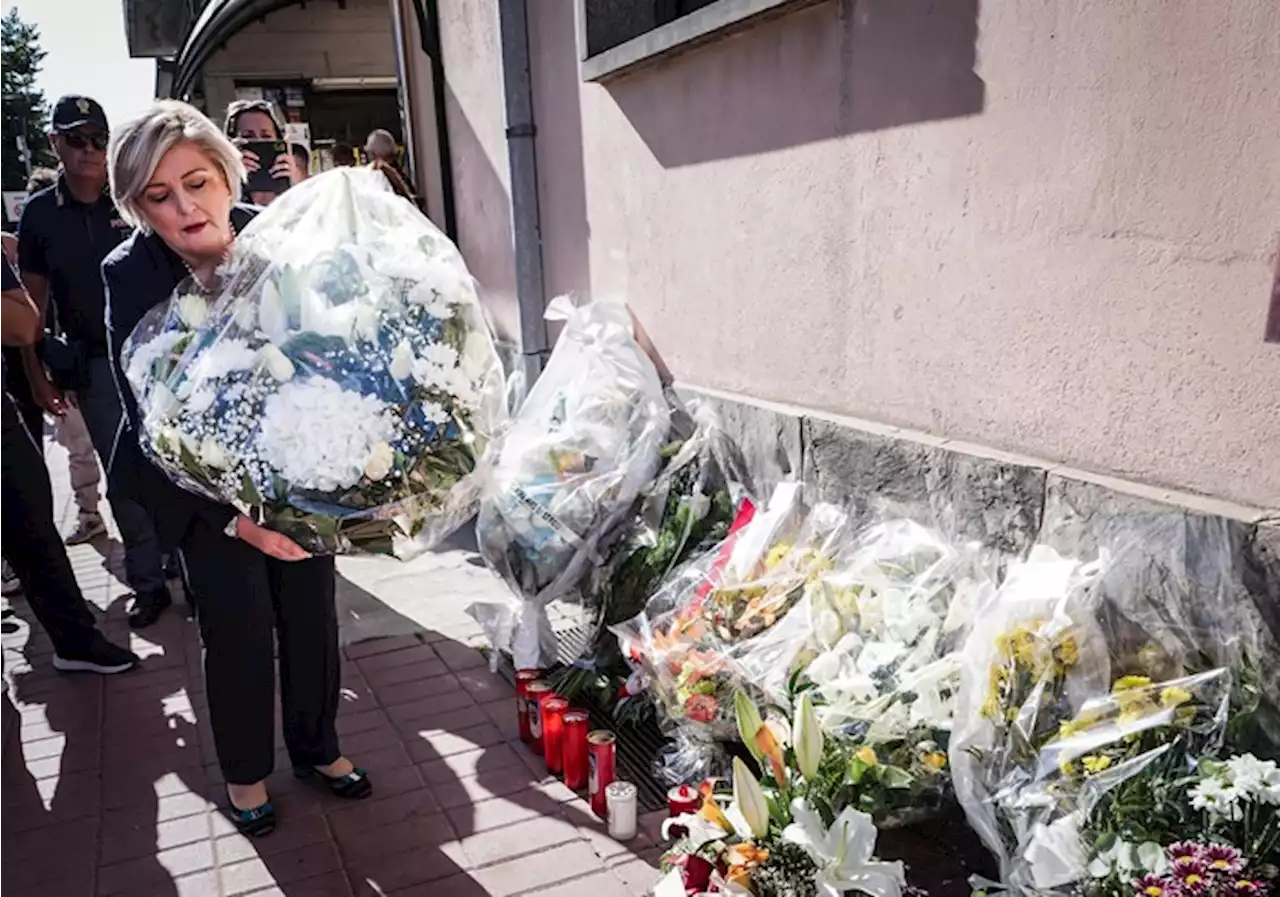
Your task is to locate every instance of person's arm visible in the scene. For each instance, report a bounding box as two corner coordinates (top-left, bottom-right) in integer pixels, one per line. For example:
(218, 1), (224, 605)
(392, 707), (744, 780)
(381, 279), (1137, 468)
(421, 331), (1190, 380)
(1, 256), (41, 346)
(627, 306), (674, 386)
(15, 203), (68, 413)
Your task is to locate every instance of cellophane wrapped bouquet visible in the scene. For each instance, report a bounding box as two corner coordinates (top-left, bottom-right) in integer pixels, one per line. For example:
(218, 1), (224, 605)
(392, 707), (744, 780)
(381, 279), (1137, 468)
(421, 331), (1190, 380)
(550, 398), (749, 719)
(615, 483), (856, 781)
(737, 516), (993, 825)
(949, 508), (1280, 897)
(120, 168), (505, 556)
(469, 296), (670, 670)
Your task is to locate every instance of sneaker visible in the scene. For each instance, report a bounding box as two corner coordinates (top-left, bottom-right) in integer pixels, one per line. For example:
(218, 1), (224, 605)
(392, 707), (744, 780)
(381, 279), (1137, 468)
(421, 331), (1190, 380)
(128, 586), (173, 630)
(65, 512), (108, 546)
(52, 634), (138, 674)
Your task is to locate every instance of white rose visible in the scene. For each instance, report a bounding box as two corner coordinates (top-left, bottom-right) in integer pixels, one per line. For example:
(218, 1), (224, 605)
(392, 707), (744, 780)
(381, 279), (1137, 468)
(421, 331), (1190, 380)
(199, 437), (228, 469)
(390, 339), (414, 381)
(363, 441), (394, 481)
(258, 344), (295, 382)
(176, 293), (209, 329)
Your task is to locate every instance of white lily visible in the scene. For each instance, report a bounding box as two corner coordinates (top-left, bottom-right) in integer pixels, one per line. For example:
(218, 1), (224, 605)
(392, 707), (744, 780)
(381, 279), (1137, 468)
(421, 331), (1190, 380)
(794, 691), (823, 780)
(198, 437), (228, 469)
(732, 757), (770, 839)
(258, 344), (295, 382)
(782, 799), (905, 897)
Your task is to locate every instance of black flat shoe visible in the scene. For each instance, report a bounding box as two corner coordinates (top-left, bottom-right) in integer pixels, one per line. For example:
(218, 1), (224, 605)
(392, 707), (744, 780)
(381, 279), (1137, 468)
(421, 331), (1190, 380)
(128, 587), (172, 629)
(294, 765), (372, 800)
(228, 800), (276, 838)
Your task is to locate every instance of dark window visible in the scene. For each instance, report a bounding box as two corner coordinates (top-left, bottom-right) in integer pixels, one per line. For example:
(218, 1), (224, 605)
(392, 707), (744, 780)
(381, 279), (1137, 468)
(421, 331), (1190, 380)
(582, 0), (720, 58)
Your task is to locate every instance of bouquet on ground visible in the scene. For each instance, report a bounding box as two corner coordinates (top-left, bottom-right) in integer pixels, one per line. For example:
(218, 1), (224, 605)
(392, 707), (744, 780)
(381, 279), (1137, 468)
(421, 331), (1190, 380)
(656, 690), (911, 897)
(550, 398), (748, 718)
(468, 296), (671, 670)
(950, 520), (1279, 896)
(121, 167), (505, 556)
(738, 518), (992, 825)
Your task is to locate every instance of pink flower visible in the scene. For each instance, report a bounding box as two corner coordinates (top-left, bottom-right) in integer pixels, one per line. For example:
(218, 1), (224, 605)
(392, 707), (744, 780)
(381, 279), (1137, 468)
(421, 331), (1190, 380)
(1134, 874), (1175, 897)
(684, 694), (719, 724)
(1201, 844), (1244, 876)
(1229, 880), (1269, 897)
(1167, 842), (1204, 863)
(1172, 858), (1211, 895)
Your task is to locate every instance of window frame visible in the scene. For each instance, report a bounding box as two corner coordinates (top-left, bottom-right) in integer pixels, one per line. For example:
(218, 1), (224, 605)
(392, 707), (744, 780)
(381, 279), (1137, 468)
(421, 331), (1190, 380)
(577, 0), (819, 82)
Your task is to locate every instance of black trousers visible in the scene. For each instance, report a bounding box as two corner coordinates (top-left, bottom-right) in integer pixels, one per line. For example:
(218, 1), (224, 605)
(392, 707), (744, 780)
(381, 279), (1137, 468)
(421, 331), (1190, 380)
(1, 393), (98, 655)
(181, 518), (341, 785)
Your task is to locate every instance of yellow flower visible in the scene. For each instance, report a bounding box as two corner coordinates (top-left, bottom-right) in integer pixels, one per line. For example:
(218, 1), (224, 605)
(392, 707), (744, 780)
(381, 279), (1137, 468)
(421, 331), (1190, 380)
(1112, 675), (1152, 693)
(1160, 686), (1192, 708)
(995, 631), (1014, 657)
(1059, 759), (1078, 776)
(1081, 754), (1112, 774)
(980, 696), (1001, 719)
(855, 746), (878, 767)
(1054, 635), (1080, 668)
(1057, 719), (1081, 740)
(922, 751), (947, 771)
(762, 542), (793, 570)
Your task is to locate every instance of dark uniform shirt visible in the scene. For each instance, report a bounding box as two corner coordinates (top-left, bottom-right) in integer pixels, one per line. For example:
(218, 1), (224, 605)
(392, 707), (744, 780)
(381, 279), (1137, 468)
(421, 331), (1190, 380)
(102, 204), (258, 543)
(17, 174), (133, 356)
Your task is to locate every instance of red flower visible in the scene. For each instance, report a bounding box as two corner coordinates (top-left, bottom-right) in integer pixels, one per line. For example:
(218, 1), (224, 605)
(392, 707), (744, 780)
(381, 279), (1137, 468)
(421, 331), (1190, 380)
(1231, 880), (1270, 897)
(684, 694), (719, 723)
(1201, 844), (1244, 876)
(671, 854), (713, 891)
(1172, 858), (1210, 895)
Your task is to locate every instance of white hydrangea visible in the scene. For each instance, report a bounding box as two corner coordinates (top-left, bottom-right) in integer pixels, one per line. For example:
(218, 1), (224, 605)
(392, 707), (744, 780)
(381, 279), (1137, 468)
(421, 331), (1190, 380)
(260, 378), (400, 492)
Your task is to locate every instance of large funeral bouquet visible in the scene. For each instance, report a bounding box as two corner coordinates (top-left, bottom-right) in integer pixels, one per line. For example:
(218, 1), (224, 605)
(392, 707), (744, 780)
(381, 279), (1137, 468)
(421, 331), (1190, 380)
(550, 398), (747, 717)
(469, 296), (671, 670)
(120, 168), (504, 556)
(949, 510), (1280, 897)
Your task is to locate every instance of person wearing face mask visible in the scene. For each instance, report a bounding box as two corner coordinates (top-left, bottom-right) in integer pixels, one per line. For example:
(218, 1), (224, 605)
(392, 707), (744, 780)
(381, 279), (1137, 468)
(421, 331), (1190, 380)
(15, 95), (173, 629)
(222, 99), (307, 206)
(102, 100), (370, 839)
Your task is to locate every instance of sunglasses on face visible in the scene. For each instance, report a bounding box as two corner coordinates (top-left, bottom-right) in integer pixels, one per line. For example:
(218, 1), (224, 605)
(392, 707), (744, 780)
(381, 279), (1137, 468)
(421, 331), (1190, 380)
(62, 131), (109, 152)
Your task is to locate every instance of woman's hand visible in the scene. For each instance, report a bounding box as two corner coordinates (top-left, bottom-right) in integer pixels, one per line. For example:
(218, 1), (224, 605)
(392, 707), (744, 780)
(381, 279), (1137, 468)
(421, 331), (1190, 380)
(233, 516), (312, 562)
(272, 152), (306, 185)
(239, 146), (261, 174)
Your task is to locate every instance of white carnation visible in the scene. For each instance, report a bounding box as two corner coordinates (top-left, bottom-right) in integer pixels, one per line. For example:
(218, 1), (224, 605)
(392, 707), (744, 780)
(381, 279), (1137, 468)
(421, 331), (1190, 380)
(419, 342), (458, 370)
(190, 338), (258, 382)
(126, 330), (185, 392)
(199, 437), (228, 469)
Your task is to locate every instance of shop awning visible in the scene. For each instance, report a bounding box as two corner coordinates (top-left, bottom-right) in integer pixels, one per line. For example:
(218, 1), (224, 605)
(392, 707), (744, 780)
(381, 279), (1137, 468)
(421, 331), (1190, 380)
(171, 0), (303, 98)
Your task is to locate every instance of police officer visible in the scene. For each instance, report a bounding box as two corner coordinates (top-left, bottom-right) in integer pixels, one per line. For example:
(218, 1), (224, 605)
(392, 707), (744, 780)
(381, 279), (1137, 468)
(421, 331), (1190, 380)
(3, 252), (137, 673)
(16, 95), (173, 628)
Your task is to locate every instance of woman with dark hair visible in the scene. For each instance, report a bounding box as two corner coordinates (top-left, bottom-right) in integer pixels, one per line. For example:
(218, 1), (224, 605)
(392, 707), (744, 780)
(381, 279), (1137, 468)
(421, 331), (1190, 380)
(223, 99), (307, 206)
(104, 100), (371, 839)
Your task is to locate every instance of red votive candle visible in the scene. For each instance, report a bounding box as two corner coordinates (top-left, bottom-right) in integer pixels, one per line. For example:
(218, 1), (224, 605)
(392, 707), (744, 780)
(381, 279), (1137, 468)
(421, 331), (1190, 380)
(542, 697), (569, 774)
(588, 729), (617, 818)
(515, 670), (541, 743)
(525, 681), (552, 754)
(562, 710), (590, 790)
(666, 783), (701, 840)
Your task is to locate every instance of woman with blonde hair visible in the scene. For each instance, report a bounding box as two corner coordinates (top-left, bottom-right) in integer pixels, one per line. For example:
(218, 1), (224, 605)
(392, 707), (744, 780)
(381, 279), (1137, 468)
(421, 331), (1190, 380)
(103, 99), (371, 837)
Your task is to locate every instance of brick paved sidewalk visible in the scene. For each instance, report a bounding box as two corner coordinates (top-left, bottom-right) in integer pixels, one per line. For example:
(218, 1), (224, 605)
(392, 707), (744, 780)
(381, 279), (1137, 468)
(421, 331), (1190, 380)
(2, 433), (664, 897)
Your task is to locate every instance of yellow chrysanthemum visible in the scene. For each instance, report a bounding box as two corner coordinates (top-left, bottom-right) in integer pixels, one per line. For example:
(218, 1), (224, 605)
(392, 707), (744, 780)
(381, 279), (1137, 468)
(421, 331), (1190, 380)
(1057, 719), (1081, 740)
(1059, 759), (1078, 776)
(855, 746), (878, 767)
(1160, 686), (1192, 708)
(763, 542), (793, 570)
(921, 752), (947, 771)
(1112, 675), (1152, 693)
(1054, 635), (1080, 668)
(1082, 754), (1112, 774)
(980, 696), (1001, 719)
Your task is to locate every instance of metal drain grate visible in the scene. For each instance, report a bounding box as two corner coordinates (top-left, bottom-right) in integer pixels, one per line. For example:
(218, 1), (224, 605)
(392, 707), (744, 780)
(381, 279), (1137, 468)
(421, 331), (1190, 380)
(492, 624), (672, 813)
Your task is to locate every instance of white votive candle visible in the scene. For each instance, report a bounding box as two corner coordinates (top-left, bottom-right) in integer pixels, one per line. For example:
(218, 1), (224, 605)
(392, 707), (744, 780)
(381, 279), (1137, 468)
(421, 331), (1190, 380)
(606, 780), (638, 840)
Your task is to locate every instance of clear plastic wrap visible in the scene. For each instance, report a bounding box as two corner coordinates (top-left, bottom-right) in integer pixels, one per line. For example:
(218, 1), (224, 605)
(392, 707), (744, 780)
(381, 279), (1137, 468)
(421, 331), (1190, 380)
(950, 512), (1279, 897)
(468, 296), (671, 670)
(120, 167), (504, 556)
(551, 397), (751, 712)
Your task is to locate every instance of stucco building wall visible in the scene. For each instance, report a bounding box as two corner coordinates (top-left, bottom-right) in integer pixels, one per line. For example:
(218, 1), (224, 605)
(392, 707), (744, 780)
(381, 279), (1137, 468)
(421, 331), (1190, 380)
(439, 0), (1280, 507)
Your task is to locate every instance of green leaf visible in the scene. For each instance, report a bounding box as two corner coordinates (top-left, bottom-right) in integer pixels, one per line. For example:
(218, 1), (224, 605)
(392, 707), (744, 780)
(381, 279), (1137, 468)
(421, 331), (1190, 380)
(879, 766), (916, 790)
(239, 472), (263, 507)
(849, 755), (872, 785)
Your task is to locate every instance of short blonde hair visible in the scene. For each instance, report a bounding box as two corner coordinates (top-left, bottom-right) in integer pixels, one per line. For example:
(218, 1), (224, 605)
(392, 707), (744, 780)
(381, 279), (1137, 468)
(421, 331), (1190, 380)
(109, 99), (246, 231)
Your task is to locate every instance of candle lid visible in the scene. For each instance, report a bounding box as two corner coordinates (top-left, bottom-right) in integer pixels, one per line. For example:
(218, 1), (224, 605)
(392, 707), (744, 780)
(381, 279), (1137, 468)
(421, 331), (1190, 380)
(606, 781), (637, 799)
(563, 710), (590, 723)
(516, 669), (542, 681)
(544, 697), (569, 712)
(526, 681), (552, 694)
(587, 730), (616, 745)
(668, 784), (698, 801)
